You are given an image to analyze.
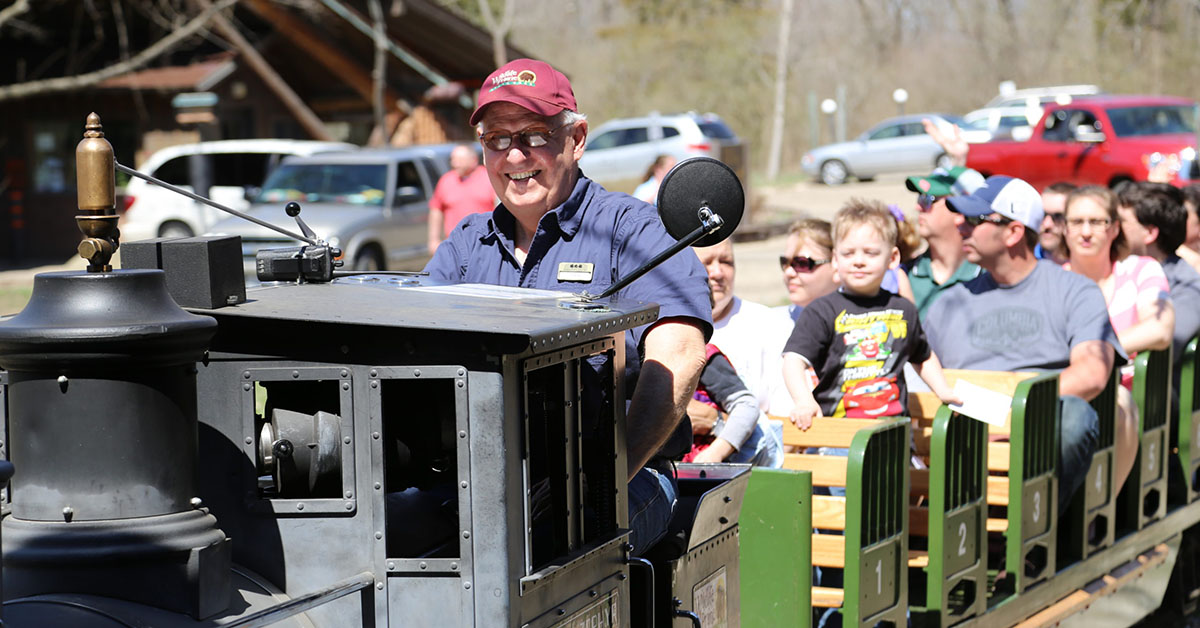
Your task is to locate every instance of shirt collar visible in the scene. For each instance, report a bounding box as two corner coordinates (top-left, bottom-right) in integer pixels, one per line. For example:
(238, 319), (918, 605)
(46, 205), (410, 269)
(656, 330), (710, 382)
(483, 171), (592, 243)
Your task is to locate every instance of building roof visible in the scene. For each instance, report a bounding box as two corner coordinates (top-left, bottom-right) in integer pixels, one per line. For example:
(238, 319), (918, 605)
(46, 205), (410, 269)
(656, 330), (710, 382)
(97, 54), (236, 92)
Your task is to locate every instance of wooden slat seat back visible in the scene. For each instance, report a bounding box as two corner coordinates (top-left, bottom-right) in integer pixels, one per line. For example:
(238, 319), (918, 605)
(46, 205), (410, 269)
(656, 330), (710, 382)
(778, 416), (910, 627)
(908, 401), (989, 626)
(1061, 369), (1118, 566)
(942, 370), (1061, 597)
(1178, 337), (1200, 504)
(739, 468), (813, 627)
(1121, 348), (1172, 531)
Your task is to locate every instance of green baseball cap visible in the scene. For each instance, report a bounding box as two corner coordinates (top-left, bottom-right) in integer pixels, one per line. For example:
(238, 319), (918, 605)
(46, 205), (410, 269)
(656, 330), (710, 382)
(905, 166), (986, 197)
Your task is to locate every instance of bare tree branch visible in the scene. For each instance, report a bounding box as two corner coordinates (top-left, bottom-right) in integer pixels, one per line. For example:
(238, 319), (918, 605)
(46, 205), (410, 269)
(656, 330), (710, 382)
(111, 0), (150, 121)
(367, 0), (387, 146)
(0, 0), (31, 32)
(477, 0), (514, 67)
(0, 0), (239, 102)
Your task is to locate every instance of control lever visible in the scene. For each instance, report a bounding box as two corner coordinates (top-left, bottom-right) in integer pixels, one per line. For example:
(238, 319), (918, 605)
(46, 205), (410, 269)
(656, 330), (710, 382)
(286, 202), (318, 241)
(256, 202), (343, 284)
(115, 162), (319, 246)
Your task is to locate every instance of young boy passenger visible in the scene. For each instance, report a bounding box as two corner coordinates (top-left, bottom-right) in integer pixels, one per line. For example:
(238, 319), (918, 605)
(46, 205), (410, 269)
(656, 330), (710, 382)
(783, 199), (959, 429)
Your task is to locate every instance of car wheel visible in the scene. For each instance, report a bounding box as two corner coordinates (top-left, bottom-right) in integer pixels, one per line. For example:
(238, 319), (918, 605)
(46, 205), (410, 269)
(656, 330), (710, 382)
(934, 153), (955, 171)
(819, 160), (848, 185)
(353, 246), (385, 271)
(158, 222), (194, 238)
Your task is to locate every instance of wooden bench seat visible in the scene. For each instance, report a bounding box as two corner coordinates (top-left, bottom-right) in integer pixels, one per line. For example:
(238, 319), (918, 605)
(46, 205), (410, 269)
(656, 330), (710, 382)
(774, 415), (910, 624)
(812, 586), (845, 608)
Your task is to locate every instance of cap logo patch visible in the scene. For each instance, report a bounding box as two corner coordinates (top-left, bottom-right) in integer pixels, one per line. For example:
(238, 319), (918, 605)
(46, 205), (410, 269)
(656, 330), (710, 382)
(918, 179), (930, 192)
(488, 69), (537, 92)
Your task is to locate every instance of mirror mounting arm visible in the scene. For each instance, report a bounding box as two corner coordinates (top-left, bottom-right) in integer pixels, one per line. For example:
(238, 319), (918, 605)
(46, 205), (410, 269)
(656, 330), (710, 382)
(584, 206), (724, 302)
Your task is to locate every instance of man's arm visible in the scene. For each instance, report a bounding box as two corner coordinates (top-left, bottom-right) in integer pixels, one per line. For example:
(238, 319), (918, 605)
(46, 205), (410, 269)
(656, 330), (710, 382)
(1059, 339), (1115, 401)
(626, 318), (707, 481)
(1118, 297), (1174, 354)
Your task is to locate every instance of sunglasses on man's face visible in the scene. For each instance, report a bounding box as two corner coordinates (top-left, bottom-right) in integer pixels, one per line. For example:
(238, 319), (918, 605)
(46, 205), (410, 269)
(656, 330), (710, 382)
(962, 213), (1011, 227)
(779, 255), (831, 273)
(478, 122), (571, 152)
(917, 193), (944, 212)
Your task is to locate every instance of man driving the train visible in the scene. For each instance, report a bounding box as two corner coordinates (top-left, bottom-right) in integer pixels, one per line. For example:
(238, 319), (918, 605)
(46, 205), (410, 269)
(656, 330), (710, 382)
(423, 59), (712, 553)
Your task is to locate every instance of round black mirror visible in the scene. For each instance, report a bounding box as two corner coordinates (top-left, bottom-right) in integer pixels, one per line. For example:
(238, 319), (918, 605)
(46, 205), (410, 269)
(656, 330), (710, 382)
(657, 157), (744, 247)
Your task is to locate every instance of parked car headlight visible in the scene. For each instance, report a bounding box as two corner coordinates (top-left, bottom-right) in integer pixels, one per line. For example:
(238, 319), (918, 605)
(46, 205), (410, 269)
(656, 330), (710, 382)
(801, 153), (815, 166)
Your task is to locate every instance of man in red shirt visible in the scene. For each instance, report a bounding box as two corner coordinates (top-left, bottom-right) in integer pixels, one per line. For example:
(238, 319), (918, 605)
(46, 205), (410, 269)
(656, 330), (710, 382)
(427, 144), (495, 252)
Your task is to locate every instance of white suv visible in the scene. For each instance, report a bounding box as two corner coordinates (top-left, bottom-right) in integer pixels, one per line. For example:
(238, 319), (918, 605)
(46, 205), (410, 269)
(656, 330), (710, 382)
(119, 139), (355, 242)
(578, 112), (746, 194)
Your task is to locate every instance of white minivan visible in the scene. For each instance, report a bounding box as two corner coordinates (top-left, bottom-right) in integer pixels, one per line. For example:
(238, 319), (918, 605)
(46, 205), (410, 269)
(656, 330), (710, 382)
(118, 139), (355, 241)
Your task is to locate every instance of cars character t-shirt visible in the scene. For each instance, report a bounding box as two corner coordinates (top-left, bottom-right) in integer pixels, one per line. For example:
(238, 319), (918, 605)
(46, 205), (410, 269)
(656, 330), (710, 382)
(783, 289), (929, 418)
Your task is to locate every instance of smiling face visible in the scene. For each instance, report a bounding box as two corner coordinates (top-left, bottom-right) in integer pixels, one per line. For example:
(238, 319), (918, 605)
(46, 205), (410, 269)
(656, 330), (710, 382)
(834, 223), (899, 296)
(478, 102), (586, 223)
(1064, 195), (1118, 264)
(696, 240), (736, 320)
(781, 232), (837, 308)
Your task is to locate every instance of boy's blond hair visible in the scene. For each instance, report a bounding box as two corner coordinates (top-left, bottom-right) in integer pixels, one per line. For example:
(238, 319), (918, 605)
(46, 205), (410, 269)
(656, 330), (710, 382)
(832, 198), (899, 248)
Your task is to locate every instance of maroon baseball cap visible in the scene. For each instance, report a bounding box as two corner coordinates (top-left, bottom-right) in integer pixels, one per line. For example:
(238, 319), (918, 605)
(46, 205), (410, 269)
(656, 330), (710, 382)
(469, 59), (577, 125)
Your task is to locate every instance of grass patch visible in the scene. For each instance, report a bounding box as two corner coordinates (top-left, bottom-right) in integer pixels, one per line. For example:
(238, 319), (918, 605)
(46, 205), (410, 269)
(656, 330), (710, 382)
(0, 286), (32, 317)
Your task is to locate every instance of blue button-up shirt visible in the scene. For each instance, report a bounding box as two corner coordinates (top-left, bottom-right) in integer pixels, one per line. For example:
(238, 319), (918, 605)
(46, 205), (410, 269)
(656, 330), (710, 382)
(424, 174), (712, 456)
(424, 174), (712, 362)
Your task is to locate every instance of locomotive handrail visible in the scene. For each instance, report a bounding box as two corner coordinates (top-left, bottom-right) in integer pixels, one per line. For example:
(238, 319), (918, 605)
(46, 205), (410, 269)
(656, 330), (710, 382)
(220, 571), (374, 628)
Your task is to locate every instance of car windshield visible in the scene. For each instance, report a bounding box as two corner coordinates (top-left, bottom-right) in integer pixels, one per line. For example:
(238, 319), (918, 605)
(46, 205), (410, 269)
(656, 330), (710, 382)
(1105, 105), (1196, 137)
(258, 163), (388, 206)
(697, 120), (737, 139)
(963, 117), (990, 131)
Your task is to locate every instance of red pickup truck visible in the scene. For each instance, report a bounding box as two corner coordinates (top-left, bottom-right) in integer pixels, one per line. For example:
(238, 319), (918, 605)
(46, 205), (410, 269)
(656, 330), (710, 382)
(966, 95), (1198, 190)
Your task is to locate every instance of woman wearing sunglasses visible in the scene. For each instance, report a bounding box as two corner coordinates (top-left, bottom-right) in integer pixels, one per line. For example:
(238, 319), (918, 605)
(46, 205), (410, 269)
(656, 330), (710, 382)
(1064, 185), (1175, 496)
(776, 219), (839, 322)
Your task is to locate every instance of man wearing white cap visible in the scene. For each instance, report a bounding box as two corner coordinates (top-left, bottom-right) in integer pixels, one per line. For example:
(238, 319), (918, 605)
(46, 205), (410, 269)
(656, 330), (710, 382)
(924, 175), (1125, 515)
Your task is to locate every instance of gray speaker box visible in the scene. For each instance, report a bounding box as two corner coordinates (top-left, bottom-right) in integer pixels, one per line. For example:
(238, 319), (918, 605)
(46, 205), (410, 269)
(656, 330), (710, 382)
(121, 235), (246, 309)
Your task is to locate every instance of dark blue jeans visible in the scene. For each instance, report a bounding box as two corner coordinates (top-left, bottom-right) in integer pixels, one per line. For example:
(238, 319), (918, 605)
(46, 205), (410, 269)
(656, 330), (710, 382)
(627, 465), (677, 555)
(1059, 395), (1100, 514)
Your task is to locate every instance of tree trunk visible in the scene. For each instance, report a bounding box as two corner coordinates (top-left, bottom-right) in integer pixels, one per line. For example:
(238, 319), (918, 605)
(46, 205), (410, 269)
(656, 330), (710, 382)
(766, 0), (793, 182)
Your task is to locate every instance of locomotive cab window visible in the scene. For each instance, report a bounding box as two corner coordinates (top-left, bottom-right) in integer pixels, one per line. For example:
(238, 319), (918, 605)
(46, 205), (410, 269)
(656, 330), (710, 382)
(253, 379), (345, 499)
(380, 376), (461, 559)
(523, 342), (620, 573)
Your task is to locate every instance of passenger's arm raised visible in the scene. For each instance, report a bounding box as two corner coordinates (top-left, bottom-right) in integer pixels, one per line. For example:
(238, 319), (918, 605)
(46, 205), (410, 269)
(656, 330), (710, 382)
(625, 318), (707, 481)
(1059, 339), (1115, 401)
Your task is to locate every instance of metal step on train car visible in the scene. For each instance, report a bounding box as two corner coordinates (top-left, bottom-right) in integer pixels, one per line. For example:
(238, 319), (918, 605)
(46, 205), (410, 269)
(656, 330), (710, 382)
(4, 114), (1200, 627)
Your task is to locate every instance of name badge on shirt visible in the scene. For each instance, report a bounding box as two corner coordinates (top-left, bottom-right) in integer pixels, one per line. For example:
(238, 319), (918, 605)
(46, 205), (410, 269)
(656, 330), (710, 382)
(557, 262), (594, 282)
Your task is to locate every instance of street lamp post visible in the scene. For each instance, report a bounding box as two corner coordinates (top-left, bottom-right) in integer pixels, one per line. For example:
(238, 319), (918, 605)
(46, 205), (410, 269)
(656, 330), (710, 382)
(893, 88), (908, 116)
(820, 98), (837, 144)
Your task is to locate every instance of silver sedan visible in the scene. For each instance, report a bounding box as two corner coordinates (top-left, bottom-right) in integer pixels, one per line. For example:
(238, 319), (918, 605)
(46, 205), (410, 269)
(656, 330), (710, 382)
(801, 113), (965, 185)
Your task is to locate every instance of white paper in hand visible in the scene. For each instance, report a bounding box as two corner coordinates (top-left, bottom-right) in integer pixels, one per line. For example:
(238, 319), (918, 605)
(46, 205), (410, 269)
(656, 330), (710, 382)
(947, 379), (1012, 427)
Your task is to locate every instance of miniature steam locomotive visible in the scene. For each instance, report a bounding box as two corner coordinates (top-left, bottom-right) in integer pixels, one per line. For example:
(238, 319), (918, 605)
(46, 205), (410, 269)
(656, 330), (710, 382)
(0, 115), (749, 627)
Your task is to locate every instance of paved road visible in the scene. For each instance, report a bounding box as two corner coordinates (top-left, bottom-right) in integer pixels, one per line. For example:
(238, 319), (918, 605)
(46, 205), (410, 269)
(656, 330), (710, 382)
(0, 173), (923, 311)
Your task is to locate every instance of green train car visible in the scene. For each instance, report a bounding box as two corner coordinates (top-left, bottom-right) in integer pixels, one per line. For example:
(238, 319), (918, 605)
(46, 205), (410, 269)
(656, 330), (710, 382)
(739, 344), (1200, 627)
